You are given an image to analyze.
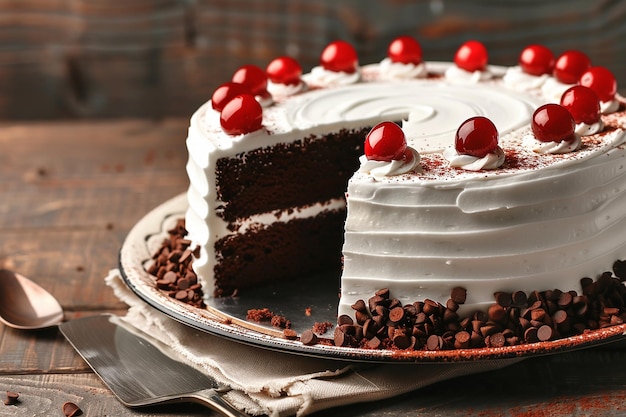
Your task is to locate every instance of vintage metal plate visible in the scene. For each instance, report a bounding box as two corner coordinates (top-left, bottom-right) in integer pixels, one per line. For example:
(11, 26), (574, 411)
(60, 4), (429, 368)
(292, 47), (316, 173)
(119, 194), (626, 363)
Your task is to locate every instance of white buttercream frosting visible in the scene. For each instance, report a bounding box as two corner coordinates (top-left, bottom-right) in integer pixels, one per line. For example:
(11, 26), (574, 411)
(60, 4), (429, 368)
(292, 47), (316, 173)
(378, 57), (427, 80)
(503, 66), (550, 90)
(302, 66), (360, 87)
(443, 146), (505, 171)
(358, 147), (421, 178)
(601, 99), (620, 114)
(575, 120), (604, 136)
(267, 80), (306, 97)
(541, 77), (573, 103)
(183, 60), (626, 317)
(444, 65), (492, 84)
(523, 134), (582, 154)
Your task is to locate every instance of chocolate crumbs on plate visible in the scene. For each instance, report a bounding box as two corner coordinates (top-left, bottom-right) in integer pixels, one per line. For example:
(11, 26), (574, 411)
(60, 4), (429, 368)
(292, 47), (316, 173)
(147, 218), (626, 352)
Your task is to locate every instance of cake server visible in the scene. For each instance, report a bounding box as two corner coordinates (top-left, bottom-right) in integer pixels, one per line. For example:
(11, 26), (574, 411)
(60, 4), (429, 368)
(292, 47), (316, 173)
(59, 314), (249, 417)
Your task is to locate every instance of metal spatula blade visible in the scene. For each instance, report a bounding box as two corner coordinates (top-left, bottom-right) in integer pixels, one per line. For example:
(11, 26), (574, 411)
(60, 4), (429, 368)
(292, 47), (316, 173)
(59, 314), (248, 417)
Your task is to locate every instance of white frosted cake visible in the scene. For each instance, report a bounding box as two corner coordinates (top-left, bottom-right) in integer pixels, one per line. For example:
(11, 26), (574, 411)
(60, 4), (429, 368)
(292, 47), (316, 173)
(182, 39), (626, 331)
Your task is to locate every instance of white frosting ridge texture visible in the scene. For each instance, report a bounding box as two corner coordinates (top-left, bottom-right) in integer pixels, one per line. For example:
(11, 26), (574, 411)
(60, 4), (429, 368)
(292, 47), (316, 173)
(184, 60), (626, 314)
(340, 138), (626, 315)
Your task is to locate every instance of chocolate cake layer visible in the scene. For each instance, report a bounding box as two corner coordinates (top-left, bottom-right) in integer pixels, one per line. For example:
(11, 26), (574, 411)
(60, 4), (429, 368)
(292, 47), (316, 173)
(215, 128), (366, 223)
(212, 209), (346, 296)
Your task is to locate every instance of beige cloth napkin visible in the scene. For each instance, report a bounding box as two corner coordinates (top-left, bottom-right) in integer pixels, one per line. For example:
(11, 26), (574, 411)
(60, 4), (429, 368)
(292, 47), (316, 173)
(106, 269), (521, 417)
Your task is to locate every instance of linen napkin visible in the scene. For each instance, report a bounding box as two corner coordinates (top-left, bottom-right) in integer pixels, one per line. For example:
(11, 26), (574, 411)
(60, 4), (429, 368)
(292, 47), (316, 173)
(105, 269), (521, 417)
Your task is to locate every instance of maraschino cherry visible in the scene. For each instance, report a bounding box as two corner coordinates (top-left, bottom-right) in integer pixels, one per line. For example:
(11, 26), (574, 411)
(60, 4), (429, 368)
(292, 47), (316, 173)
(579, 66), (617, 102)
(266, 56), (302, 85)
(387, 36), (423, 65)
(560, 85), (601, 125)
(219, 94), (263, 136)
(553, 50), (591, 84)
(211, 82), (250, 112)
(518, 44), (554, 76)
(454, 40), (488, 72)
(320, 40), (358, 73)
(531, 104), (576, 143)
(365, 122), (409, 162)
(231, 65), (269, 96)
(454, 116), (499, 157)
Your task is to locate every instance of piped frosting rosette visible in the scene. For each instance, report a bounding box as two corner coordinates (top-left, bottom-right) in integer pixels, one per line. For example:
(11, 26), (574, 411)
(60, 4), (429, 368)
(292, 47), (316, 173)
(359, 122), (421, 179)
(444, 116), (505, 171)
(525, 103), (582, 154)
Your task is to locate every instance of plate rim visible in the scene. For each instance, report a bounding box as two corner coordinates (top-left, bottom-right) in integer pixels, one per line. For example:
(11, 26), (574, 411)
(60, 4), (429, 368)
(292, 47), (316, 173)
(118, 193), (626, 364)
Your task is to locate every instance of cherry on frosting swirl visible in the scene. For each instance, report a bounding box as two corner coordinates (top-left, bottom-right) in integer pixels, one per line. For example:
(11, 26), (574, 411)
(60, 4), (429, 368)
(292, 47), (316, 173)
(266, 56), (302, 86)
(361, 122), (419, 177)
(560, 85), (601, 125)
(232, 64), (269, 97)
(454, 116), (499, 157)
(518, 44), (555, 76)
(320, 40), (358, 73)
(444, 116), (505, 171)
(387, 36), (423, 65)
(454, 40), (488, 72)
(526, 103), (582, 154)
(531, 103), (576, 143)
(579, 66), (618, 103)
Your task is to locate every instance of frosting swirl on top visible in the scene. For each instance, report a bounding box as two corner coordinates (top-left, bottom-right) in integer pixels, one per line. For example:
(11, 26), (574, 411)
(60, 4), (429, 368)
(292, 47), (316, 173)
(503, 66), (550, 90)
(524, 134), (582, 154)
(267, 80), (306, 98)
(358, 147), (420, 178)
(378, 57), (427, 80)
(601, 99), (620, 114)
(575, 120), (604, 136)
(444, 65), (492, 84)
(443, 146), (505, 171)
(303, 66), (361, 87)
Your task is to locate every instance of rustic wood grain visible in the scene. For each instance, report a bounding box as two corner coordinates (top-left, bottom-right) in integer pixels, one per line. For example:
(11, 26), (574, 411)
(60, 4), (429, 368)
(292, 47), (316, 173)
(0, 1), (625, 120)
(0, 374), (209, 417)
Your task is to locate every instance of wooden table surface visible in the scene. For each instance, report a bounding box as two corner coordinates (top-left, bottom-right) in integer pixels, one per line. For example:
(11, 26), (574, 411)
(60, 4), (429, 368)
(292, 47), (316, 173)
(1, 119), (626, 417)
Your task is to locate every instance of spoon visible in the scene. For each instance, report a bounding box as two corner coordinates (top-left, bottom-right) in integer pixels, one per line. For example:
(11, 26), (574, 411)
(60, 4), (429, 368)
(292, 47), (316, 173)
(0, 269), (64, 330)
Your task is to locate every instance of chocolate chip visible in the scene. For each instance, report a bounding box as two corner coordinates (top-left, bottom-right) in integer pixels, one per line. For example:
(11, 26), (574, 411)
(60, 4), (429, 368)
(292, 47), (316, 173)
(4, 391), (19, 406)
(450, 287), (467, 304)
(512, 290), (528, 306)
(333, 326), (354, 347)
(537, 324), (553, 341)
(454, 331), (470, 349)
(300, 329), (319, 346)
(494, 292), (512, 307)
(422, 299), (440, 315)
(488, 304), (507, 323)
(375, 288), (390, 299)
(446, 298), (459, 312)
(177, 278), (190, 290)
(62, 401), (82, 416)
(354, 310), (370, 325)
(487, 332), (505, 348)
(174, 290), (188, 301)
(426, 334), (443, 351)
(393, 332), (412, 349)
(337, 314), (354, 326)
(283, 329), (297, 340)
(351, 299), (367, 312)
(388, 306), (405, 324)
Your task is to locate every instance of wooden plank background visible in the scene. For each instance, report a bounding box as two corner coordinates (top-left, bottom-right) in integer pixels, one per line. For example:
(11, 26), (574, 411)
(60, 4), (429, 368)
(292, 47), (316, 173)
(0, 0), (625, 120)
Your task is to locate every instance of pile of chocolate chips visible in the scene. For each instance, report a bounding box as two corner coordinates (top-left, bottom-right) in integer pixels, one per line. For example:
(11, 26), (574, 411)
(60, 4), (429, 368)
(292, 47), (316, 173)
(334, 261), (626, 350)
(146, 219), (205, 308)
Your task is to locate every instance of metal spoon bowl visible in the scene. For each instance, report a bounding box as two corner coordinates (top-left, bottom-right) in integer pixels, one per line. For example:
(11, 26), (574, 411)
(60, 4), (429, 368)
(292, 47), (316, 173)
(0, 269), (64, 330)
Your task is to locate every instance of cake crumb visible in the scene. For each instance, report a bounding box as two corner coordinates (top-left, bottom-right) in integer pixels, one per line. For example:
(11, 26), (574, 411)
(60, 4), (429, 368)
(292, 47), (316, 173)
(313, 321), (334, 334)
(246, 308), (274, 322)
